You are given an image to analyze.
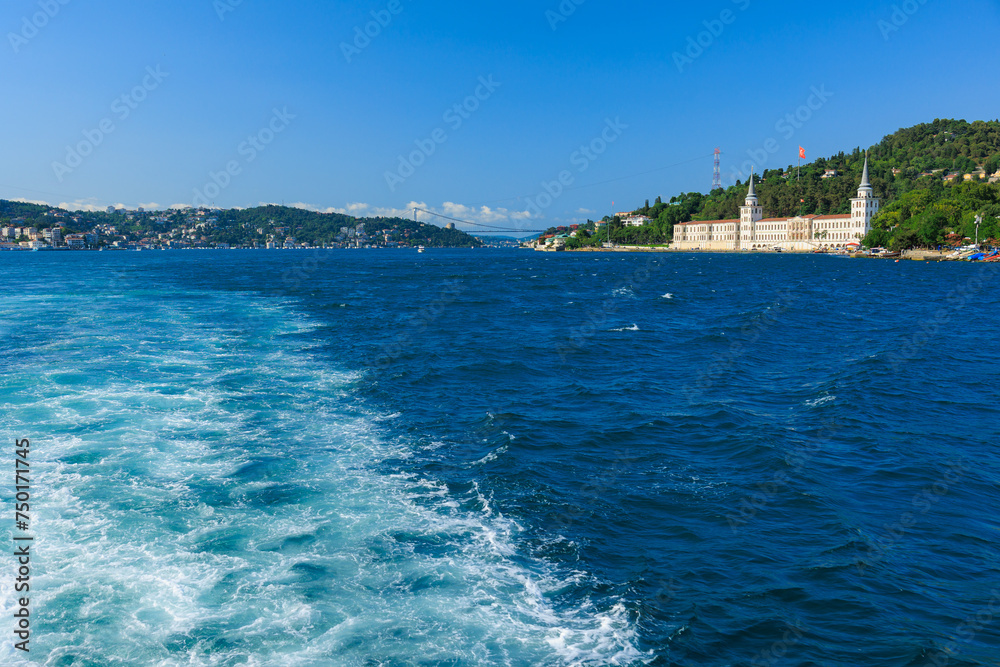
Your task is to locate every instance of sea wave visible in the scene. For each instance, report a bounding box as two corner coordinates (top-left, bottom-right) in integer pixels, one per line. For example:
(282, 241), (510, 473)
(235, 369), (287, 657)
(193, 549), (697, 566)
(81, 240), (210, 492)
(0, 285), (646, 666)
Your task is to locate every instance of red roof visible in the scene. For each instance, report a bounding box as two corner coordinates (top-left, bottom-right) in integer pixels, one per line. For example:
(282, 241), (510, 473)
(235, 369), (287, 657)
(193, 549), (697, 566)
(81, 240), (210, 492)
(675, 219), (738, 226)
(678, 213), (853, 225)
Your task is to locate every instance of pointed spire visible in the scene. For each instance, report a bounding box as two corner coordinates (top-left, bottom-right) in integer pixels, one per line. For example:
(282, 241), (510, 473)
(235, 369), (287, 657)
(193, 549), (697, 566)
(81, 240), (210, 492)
(858, 152), (873, 196)
(746, 171), (758, 204)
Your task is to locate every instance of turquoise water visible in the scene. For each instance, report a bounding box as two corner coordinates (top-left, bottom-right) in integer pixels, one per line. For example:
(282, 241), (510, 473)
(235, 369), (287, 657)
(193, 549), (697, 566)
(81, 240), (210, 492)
(1, 250), (998, 666)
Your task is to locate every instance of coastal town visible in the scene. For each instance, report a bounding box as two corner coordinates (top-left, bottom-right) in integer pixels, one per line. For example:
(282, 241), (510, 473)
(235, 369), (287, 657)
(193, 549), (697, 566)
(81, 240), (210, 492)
(0, 204), (480, 251)
(4, 122), (999, 258)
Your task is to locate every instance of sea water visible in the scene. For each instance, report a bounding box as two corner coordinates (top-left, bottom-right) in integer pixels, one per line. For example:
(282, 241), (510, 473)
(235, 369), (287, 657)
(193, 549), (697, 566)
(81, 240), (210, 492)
(0, 249), (998, 666)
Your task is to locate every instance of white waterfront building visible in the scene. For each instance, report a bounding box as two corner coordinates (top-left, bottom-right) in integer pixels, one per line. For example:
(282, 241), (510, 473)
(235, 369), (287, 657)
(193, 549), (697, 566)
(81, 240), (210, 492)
(672, 155), (880, 251)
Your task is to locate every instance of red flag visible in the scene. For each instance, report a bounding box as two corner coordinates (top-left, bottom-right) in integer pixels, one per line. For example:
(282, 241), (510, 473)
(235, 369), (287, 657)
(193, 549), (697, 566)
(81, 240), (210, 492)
(799, 147), (806, 159)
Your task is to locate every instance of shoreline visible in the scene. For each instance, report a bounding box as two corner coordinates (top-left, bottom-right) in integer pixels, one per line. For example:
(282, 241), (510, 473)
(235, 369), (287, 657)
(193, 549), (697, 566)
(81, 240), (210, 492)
(539, 246), (988, 261)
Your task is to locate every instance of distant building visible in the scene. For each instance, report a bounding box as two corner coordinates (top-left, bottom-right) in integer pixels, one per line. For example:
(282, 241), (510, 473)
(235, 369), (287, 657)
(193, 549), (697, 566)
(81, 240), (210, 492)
(445, 222), (455, 230)
(623, 215), (652, 227)
(672, 154), (880, 251)
(107, 206), (116, 214)
(65, 234), (86, 249)
(821, 169), (839, 179)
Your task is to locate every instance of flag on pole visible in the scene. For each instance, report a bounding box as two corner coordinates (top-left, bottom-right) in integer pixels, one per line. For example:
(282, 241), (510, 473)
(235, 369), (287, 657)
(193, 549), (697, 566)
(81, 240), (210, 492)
(799, 147), (806, 160)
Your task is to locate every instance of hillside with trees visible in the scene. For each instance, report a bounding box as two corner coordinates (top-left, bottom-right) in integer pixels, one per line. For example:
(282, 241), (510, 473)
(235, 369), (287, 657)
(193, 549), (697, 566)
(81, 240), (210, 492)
(584, 119), (1000, 248)
(0, 202), (481, 249)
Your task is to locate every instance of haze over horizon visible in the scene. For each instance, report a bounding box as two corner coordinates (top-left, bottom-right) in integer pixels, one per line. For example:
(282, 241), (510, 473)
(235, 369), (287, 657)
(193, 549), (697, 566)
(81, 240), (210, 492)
(4, 0), (999, 231)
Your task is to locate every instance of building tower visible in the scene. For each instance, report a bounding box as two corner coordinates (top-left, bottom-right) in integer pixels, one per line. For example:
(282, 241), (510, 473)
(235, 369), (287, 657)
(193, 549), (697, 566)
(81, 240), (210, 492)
(739, 172), (763, 249)
(849, 153), (880, 242)
(713, 148), (722, 190)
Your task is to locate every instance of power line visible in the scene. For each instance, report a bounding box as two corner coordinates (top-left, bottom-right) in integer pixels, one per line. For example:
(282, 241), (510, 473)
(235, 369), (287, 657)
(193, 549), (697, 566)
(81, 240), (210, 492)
(469, 152), (720, 207)
(413, 207), (545, 233)
(414, 152), (722, 233)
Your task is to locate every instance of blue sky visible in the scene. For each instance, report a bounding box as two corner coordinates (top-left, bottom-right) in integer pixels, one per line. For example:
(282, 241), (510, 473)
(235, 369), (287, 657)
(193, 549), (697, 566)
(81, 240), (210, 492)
(2, 0), (999, 232)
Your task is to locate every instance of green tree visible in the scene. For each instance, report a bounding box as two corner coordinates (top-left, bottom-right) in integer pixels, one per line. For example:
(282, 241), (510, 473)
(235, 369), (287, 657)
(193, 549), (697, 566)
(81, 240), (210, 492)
(890, 227), (921, 251)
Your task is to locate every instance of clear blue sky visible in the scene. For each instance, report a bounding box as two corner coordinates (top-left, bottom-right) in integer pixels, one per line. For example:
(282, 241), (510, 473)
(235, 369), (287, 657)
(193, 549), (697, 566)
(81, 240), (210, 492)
(3, 0), (998, 231)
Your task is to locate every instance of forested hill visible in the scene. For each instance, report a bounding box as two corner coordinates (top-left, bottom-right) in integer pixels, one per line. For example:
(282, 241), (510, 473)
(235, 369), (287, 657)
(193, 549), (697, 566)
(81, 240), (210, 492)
(621, 119), (1000, 245)
(0, 202), (482, 248)
(211, 205), (480, 247)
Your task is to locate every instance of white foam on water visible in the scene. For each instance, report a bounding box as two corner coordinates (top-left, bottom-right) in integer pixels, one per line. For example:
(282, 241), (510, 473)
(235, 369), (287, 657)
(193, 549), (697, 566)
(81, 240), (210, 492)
(471, 443), (509, 466)
(0, 288), (650, 666)
(804, 395), (836, 408)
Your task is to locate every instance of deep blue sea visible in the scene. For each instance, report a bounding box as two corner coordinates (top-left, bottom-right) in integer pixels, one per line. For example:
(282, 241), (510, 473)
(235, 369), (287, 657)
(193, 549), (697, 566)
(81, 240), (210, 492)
(1, 249), (999, 666)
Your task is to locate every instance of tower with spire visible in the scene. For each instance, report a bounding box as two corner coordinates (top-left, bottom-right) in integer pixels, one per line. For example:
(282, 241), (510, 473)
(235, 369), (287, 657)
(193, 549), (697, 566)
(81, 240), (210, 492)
(849, 153), (880, 241)
(739, 171), (762, 249)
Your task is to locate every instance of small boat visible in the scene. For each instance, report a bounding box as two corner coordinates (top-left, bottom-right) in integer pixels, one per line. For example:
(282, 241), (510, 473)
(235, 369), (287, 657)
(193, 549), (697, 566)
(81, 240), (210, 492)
(417, 246), (425, 253)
